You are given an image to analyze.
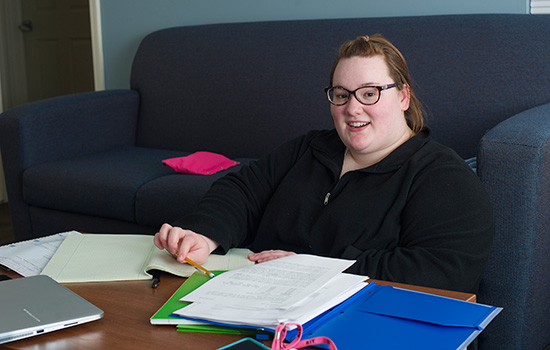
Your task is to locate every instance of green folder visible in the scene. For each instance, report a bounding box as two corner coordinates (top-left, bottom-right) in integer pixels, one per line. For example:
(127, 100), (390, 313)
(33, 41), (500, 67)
(150, 270), (219, 325)
(176, 324), (257, 335)
(150, 271), (256, 335)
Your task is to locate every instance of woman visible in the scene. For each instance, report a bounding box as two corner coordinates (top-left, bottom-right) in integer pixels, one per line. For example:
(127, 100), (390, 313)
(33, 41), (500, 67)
(154, 35), (493, 293)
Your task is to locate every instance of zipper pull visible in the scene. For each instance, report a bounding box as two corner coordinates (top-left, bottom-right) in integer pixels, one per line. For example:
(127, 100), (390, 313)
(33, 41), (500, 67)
(324, 193), (331, 205)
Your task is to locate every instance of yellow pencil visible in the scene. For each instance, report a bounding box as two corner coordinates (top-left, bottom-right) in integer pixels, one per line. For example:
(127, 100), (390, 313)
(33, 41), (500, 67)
(184, 257), (215, 278)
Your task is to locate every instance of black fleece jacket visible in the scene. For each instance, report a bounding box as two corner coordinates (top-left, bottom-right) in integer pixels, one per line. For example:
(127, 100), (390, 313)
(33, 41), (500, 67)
(173, 128), (494, 293)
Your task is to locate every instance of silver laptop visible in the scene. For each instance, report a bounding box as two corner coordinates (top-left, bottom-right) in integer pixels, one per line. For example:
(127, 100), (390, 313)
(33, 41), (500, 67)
(0, 275), (103, 344)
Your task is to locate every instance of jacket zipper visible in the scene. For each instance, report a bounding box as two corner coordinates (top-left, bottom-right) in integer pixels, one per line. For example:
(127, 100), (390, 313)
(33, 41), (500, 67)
(324, 149), (347, 206)
(323, 192), (331, 206)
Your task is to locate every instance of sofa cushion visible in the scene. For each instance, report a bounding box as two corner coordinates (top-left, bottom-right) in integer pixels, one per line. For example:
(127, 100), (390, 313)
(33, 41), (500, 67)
(135, 158), (253, 227)
(23, 146), (188, 222)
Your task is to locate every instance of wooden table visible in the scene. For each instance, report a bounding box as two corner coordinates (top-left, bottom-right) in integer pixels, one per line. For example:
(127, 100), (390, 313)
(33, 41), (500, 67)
(0, 267), (475, 350)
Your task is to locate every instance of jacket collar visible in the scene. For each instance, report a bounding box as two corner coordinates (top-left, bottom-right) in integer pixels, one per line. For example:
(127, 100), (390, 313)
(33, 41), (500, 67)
(310, 128), (431, 174)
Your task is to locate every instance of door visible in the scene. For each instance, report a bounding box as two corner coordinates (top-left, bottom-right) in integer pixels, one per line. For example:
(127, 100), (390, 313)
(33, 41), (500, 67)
(21, 0), (94, 102)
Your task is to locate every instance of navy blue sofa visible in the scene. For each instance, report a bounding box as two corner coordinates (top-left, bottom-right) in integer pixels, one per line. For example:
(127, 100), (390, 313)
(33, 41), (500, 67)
(1, 14), (550, 350)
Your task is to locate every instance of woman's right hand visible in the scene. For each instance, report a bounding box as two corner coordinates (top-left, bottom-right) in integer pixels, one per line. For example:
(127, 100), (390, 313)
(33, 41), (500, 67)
(153, 223), (219, 264)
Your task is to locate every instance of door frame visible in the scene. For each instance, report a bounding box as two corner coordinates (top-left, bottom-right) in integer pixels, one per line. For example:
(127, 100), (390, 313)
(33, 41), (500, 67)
(90, 0), (105, 91)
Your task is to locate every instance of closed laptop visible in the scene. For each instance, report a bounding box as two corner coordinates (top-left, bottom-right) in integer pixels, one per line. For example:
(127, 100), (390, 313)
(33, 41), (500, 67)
(0, 275), (103, 344)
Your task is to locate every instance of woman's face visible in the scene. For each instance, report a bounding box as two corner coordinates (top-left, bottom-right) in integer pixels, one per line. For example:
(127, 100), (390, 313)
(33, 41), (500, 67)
(331, 55), (411, 162)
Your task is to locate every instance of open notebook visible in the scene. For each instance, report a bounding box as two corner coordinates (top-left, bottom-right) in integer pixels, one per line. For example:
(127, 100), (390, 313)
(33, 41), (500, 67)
(40, 233), (254, 283)
(0, 275), (103, 344)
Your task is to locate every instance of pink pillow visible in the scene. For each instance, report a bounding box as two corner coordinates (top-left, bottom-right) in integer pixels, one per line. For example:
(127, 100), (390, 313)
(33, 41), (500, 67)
(162, 151), (240, 175)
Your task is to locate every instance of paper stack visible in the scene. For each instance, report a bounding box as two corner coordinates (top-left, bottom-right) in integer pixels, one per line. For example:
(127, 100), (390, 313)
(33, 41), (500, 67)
(172, 254), (368, 330)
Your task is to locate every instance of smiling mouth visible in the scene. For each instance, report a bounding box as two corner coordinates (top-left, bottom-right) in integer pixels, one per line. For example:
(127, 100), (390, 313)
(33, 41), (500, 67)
(348, 122), (371, 128)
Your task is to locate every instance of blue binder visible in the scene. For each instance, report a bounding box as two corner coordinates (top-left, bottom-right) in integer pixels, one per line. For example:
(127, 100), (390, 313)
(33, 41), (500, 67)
(172, 280), (502, 350)
(298, 282), (502, 350)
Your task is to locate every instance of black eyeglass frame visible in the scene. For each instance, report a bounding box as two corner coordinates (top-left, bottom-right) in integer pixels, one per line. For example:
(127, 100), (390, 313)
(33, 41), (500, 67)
(325, 83), (398, 106)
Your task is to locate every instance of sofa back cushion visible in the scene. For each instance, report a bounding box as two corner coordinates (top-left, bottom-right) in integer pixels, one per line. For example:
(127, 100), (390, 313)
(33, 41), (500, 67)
(130, 14), (550, 159)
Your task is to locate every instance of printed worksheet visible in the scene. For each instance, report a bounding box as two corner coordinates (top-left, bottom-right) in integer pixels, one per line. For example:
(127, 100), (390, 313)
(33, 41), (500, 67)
(0, 231), (79, 276)
(175, 272), (368, 327)
(181, 254), (356, 309)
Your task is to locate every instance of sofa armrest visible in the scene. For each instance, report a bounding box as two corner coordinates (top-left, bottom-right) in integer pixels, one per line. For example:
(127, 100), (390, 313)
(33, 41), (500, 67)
(0, 89), (139, 241)
(0, 90), (139, 168)
(477, 102), (550, 349)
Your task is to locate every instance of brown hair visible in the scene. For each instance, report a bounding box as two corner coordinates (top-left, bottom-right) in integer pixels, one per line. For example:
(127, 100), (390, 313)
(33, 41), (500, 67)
(330, 34), (424, 134)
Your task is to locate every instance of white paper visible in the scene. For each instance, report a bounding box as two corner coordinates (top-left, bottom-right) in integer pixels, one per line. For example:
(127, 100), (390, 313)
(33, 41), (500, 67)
(175, 272), (368, 328)
(0, 231), (80, 276)
(181, 254), (356, 309)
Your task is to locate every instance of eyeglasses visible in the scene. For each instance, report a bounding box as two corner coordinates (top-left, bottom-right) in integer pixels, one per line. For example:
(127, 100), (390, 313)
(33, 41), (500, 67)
(325, 83), (397, 106)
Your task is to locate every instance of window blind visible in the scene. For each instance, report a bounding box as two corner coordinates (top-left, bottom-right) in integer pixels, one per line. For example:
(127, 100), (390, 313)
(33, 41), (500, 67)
(531, 0), (550, 14)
